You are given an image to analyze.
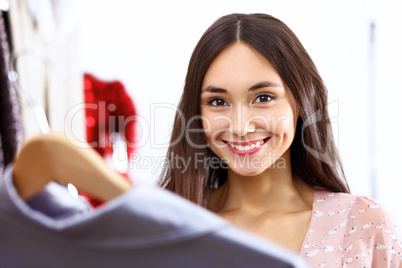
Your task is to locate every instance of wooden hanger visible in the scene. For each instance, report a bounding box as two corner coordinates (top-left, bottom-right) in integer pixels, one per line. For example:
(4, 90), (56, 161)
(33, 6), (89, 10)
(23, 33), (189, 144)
(12, 133), (132, 201)
(8, 51), (131, 201)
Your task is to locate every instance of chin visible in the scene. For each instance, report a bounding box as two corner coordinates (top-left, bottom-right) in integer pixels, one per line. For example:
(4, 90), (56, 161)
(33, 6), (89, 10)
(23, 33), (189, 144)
(229, 166), (266, 177)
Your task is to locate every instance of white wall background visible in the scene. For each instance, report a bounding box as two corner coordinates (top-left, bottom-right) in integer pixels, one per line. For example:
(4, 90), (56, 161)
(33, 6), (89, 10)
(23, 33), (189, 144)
(78, 0), (402, 222)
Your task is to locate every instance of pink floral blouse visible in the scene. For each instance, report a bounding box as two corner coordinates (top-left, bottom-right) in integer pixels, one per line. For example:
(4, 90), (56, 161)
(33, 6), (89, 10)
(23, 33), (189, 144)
(299, 190), (402, 267)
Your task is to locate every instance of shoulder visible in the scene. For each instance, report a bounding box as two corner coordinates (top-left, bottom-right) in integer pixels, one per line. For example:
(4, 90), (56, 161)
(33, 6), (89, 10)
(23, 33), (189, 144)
(314, 190), (402, 266)
(317, 191), (398, 228)
(314, 190), (393, 216)
(314, 190), (400, 236)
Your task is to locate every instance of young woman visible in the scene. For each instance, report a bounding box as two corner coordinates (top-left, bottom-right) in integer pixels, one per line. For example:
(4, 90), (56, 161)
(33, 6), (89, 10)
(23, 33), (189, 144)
(159, 13), (401, 267)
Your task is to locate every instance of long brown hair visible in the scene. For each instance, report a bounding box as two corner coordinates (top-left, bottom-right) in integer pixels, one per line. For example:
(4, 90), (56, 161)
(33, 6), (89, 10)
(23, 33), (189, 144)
(159, 13), (350, 205)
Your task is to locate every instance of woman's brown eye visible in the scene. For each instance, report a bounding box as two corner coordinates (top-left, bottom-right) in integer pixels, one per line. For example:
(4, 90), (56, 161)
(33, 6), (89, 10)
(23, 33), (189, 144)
(255, 94), (273, 103)
(208, 98), (228, 106)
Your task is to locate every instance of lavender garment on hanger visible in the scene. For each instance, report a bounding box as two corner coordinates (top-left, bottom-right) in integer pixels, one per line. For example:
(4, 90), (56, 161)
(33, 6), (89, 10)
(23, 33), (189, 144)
(0, 165), (309, 268)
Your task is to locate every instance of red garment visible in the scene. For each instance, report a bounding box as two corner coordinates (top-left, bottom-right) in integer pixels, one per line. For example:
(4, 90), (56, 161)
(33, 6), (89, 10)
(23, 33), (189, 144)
(83, 73), (136, 206)
(84, 73), (136, 158)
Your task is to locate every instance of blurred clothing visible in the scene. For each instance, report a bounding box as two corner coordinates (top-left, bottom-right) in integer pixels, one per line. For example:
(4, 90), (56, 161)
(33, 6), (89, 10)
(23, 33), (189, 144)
(0, 165), (307, 268)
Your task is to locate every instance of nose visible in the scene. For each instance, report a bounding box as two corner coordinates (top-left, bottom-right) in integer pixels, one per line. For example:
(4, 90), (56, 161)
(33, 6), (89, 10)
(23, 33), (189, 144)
(230, 104), (257, 138)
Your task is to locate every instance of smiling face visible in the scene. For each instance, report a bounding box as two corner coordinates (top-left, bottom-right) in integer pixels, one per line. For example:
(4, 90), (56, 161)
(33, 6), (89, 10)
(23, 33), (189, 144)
(200, 42), (299, 177)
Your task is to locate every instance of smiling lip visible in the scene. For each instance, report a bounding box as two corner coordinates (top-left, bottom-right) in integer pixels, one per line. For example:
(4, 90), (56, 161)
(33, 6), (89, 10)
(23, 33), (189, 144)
(224, 138), (270, 156)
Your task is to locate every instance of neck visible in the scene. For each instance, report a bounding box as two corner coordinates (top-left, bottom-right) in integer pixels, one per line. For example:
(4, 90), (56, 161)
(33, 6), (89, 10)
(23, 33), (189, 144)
(210, 150), (310, 214)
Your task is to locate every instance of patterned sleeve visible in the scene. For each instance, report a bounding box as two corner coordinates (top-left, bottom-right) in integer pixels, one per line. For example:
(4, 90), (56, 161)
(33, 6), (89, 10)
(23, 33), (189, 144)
(342, 195), (402, 267)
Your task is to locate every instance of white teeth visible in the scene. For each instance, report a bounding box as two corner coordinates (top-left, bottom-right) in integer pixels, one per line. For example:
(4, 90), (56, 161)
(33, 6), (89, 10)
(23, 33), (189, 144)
(234, 145), (242, 151)
(228, 140), (266, 151)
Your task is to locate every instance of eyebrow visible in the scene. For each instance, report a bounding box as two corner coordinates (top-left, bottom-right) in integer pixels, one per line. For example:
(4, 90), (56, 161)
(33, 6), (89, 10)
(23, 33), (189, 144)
(201, 81), (282, 94)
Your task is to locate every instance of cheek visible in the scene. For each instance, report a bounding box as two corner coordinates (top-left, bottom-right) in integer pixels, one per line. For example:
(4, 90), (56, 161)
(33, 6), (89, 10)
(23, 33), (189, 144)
(201, 113), (229, 143)
(201, 109), (210, 140)
(268, 106), (296, 138)
(202, 118), (212, 142)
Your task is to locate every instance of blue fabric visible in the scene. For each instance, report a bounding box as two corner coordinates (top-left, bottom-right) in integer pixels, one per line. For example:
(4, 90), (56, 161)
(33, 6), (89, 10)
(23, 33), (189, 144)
(0, 165), (309, 268)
